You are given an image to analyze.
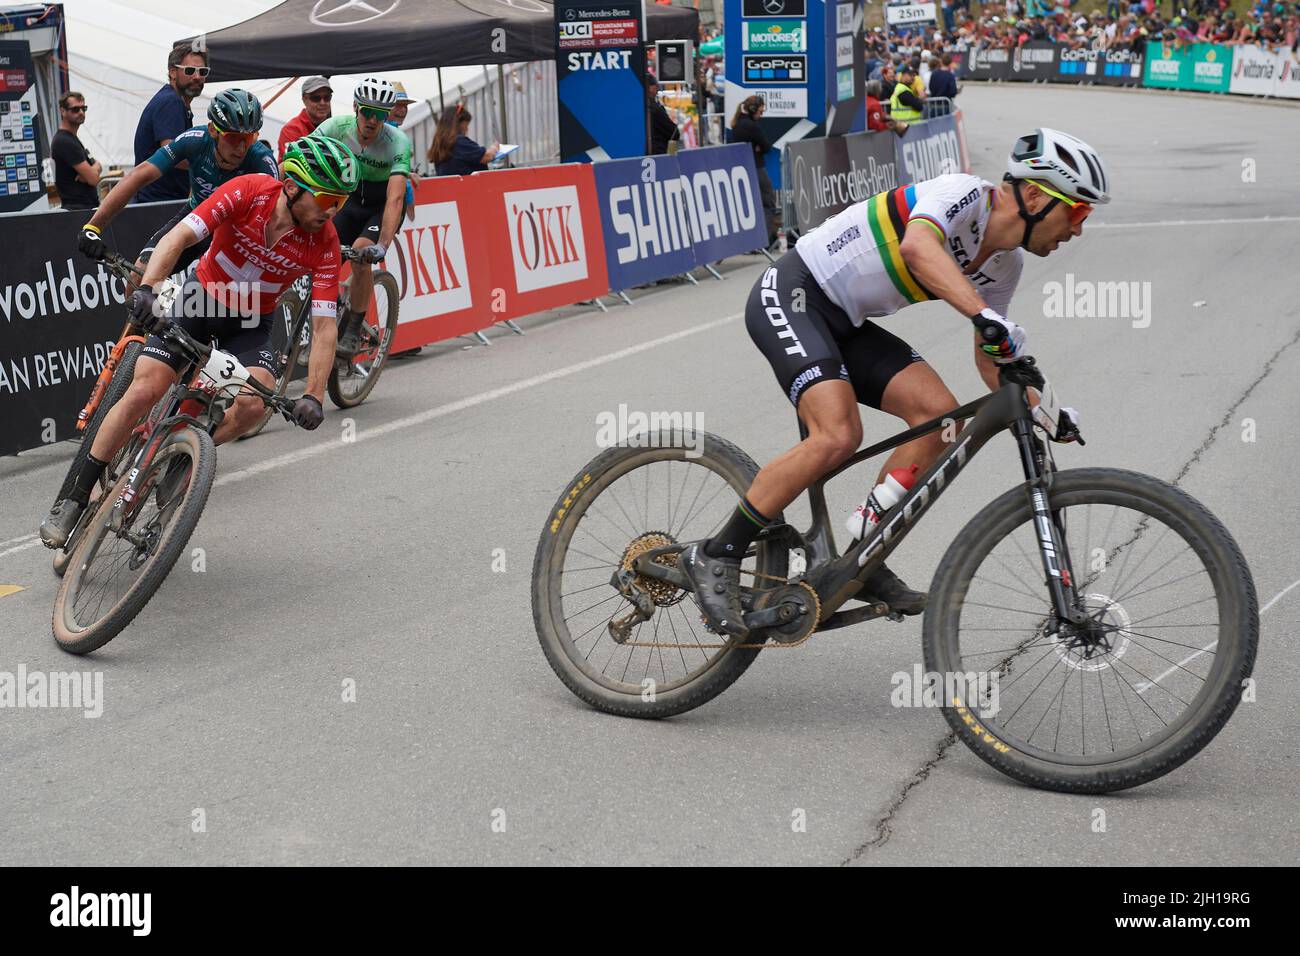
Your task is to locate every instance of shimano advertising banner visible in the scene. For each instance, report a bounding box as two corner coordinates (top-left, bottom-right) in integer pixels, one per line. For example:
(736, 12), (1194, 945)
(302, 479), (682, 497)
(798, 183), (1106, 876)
(893, 113), (968, 186)
(593, 154), (698, 290)
(673, 144), (767, 266)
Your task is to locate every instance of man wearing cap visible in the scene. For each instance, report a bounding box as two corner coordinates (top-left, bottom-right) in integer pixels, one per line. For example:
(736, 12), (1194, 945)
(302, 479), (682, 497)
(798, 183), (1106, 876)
(278, 76), (333, 162)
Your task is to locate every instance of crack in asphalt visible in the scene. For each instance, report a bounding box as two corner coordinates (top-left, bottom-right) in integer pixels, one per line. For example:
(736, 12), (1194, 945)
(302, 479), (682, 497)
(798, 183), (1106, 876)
(840, 321), (1300, 866)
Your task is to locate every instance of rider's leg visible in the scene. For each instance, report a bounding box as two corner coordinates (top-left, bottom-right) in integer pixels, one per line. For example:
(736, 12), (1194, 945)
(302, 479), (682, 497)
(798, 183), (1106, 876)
(348, 235), (375, 317)
(747, 379), (861, 520)
(213, 367), (277, 444)
(88, 356), (179, 466)
(875, 361), (961, 485)
(41, 356), (176, 547)
(338, 233), (375, 357)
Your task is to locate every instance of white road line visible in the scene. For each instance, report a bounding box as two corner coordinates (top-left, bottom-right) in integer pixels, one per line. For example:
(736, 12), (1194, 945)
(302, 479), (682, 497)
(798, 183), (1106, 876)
(214, 310), (743, 489)
(1090, 215), (1300, 230)
(0, 535), (42, 560)
(0, 533), (38, 549)
(1135, 577), (1298, 693)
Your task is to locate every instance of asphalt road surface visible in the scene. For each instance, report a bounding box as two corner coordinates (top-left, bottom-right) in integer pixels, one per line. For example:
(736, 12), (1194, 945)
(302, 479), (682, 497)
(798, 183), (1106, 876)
(2, 83), (1297, 866)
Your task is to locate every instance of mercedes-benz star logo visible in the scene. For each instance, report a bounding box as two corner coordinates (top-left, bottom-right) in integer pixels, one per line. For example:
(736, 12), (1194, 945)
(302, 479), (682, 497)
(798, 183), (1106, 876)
(763, 0), (785, 14)
(310, 0), (401, 28)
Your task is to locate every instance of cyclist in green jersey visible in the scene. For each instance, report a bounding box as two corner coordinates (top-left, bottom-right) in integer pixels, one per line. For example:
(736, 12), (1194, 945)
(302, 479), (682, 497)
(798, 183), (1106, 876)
(312, 76), (413, 357)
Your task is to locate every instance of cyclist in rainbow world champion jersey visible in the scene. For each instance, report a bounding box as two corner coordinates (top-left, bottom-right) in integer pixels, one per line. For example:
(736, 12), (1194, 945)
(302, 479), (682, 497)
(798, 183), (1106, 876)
(679, 129), (1111, 638)
(76, 89), (278, 280)
(40, 137), (359, 548)
(312, 76), (413, 358)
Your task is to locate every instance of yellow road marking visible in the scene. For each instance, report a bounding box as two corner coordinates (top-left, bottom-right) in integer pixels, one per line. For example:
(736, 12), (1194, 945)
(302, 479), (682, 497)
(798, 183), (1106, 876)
(0, 584), (26, 598)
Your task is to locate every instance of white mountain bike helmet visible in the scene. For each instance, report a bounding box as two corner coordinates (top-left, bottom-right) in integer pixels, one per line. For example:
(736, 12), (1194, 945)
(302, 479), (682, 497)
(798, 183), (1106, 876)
(1006, 128), (1110, 204)
(353, 76), (398, 110)
(1004, 128), (1110, 249)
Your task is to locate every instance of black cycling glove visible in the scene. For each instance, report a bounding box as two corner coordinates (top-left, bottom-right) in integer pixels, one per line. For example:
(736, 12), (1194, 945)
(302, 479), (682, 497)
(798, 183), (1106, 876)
(292, 394), (324, 430)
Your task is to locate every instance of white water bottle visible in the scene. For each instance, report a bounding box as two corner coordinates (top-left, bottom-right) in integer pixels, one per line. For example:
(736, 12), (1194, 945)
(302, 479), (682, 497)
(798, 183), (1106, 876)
(845, 464), (919, 541)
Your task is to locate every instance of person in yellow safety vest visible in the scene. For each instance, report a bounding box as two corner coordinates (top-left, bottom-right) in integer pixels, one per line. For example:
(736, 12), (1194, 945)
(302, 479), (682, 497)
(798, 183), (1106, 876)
(889, 67), (924, 122)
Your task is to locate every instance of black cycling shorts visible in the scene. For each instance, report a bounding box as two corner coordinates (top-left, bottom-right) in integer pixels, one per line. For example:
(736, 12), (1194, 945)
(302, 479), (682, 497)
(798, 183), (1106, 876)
(139, 205), (211, 276)
(332, 196), (384, 248)
(745, 249), (924, 409)
(139, 264), (278, 379)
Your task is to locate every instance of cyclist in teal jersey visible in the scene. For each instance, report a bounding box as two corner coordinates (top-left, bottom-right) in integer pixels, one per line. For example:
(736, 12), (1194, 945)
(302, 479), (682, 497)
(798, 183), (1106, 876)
(77, 89), (276, 279)
(312, 76), (412, 357)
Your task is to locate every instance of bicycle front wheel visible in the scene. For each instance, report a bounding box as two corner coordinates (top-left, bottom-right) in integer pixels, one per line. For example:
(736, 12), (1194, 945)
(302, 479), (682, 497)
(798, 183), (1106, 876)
(328, 270), (398, 409)
(52, 426), (217, 655)
(924, 467), (1258, 793)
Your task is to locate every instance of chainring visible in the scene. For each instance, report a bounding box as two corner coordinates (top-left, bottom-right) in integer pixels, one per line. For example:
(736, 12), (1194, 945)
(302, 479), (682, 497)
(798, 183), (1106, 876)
(619, 531), (685, 607)
(748, 581), (822, 647)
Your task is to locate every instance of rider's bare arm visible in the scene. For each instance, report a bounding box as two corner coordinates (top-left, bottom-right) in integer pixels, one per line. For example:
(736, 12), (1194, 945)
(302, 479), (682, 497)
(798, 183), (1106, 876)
(88, 162), (164, 231)
(303, 316), (336, 403)
(140, 222), (200, 288)
(379, 173), (406, 248)
(897, 219), (987, 318)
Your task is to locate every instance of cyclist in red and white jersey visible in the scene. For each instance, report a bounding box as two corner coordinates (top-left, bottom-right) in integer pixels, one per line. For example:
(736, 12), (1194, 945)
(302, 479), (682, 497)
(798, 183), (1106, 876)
(40, 136), (359, 548)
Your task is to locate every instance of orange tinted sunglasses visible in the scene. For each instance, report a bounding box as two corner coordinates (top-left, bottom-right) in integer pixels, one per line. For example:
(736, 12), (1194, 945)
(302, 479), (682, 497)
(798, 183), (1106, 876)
(210, 123), (258, 146)
(1033, 180), (1093, 226)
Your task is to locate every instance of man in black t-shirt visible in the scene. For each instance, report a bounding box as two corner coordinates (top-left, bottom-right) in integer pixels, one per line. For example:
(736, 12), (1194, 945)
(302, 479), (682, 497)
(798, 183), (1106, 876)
(52, 91), (100, 211)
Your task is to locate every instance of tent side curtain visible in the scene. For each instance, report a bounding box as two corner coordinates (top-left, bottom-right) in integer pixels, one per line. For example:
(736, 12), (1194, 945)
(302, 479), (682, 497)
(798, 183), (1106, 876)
(188, 0), (701, 83)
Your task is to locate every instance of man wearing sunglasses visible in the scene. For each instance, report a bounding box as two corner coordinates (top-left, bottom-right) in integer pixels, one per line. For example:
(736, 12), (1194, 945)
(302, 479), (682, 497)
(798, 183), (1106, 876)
(40, 137), (359, 549)
(52, 91), (101, 211)
(312, 76), (412, 359)
(278, 76), (334, 163)
(133, 41), (210, 204)
(78, 89), (278, 282)
(679, 128), (1110, 638)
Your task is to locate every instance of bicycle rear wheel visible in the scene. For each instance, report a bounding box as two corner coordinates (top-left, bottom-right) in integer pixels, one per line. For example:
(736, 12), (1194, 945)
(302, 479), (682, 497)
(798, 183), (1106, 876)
(923, 467), (1258, 793)
(52, 426), (217, 655)
(328, 270), (398, 409)
(532, 431), (788, 719)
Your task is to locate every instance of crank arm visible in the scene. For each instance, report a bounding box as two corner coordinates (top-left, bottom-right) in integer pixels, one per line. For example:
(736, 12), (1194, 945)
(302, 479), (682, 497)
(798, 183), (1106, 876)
(817, 600), (899, 632)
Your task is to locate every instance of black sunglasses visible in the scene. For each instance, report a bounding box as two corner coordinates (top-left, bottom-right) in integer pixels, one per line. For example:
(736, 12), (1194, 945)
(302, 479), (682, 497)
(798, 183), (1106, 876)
(63, 104), (88, 113)
(175, 65), (211, 78)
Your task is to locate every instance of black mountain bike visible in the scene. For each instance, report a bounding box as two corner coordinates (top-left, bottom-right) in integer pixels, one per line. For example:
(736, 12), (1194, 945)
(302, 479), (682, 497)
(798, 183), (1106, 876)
(51, 279), (299, 655)
(532, 358), (1259, 794)
(240, 245), (398, 438)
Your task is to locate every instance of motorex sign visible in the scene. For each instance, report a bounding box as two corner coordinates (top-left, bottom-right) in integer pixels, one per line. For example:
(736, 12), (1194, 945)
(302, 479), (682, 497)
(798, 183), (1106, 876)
(594, 145), (766, 290)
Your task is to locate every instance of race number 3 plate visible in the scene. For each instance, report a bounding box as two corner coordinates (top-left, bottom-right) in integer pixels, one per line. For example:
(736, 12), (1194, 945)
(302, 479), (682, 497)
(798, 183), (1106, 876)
(1031, 380), (1062, 437)
(201, 349), (250, 389)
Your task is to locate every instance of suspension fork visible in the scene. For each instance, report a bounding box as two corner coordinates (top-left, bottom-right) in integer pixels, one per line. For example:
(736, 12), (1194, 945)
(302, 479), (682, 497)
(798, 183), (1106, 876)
(1011, 417), (1087, 626)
